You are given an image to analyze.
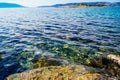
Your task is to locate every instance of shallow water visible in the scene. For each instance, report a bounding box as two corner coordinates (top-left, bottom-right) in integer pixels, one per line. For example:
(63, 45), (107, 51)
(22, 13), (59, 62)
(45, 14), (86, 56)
(0, 7), (120, 79)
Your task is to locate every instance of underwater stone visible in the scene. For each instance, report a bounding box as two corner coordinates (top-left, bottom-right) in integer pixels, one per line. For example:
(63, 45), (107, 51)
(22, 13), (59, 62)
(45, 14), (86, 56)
(0, 52), (2, 61)
(33, 58), (66, 69)
(63, 44), (69, 48)
(0, 55), (2, 61)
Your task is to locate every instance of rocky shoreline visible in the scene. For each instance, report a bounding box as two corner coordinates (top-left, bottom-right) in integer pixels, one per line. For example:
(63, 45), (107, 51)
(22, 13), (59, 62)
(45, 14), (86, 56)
(7, 54), (120, 80)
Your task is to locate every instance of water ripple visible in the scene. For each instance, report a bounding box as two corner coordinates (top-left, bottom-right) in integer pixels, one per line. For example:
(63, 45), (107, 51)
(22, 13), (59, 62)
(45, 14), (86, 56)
(0, 7), (120, 79)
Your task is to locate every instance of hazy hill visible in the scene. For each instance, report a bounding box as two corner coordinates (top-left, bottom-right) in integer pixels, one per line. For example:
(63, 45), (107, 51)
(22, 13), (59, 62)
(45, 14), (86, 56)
(0, 3), (24, 8)
(38, 2), (120, 8)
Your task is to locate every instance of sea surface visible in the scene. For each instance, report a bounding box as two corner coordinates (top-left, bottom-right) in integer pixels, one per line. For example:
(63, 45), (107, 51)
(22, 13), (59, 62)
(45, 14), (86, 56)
(0, 7), (120, 79)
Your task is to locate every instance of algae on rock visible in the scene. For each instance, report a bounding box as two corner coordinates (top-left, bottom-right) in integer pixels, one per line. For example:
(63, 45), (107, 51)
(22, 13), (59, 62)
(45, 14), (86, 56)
(7, 54), (120, 80)
(33, 58), (64, 69)
(85, 54), (120, 79)
(7, 65), (107, 80)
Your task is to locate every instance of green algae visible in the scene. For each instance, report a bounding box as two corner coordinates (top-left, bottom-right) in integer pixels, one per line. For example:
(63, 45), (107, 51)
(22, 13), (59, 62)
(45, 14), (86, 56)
(47, 44), (99, 65)
(17, 50), (35, 69)
(41, 42), (120, 64)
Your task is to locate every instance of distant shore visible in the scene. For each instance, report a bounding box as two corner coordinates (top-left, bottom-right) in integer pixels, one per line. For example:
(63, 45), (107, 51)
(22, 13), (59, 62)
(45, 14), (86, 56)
(38, 2), (120, 8)
(59, 4), (107, 8)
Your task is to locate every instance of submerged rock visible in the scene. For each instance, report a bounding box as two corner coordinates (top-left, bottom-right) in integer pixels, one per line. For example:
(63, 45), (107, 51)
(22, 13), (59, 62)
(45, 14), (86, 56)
(33, 58), (68, 69)
(7, 65), (109, 80)
(0, 52), (2, 61)
(0, 55), (2, 61)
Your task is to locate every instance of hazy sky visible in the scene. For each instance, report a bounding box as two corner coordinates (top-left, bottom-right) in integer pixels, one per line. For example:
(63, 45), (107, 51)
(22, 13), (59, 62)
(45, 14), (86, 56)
(0, 0), (120, 7)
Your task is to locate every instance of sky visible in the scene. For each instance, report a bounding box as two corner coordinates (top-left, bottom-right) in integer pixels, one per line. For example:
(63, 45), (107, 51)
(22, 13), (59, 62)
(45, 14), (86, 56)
(0, 0), (120, 7)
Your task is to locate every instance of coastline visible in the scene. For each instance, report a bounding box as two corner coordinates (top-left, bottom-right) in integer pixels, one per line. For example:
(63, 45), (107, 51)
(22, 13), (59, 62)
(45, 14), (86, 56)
(58, 6), (107, 8)
(7, 54), (120, 80)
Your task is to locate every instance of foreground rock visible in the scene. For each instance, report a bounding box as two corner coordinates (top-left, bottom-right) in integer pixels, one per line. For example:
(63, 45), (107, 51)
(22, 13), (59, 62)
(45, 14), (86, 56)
(7, 65), (112, 80)
(106, 54), (120, 66)
(85, 54), (120, 79)
(7, 54), (120, 80)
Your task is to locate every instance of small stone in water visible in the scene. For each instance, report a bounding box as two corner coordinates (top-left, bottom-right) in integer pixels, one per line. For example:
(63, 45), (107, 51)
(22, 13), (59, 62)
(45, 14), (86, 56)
(63, 44), (69, 48)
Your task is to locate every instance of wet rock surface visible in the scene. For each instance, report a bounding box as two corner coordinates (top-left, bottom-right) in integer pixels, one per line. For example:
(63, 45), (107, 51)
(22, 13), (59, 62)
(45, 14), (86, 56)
(106, 54), (120, 66)
(7, 65), (118, 80)
(7, 54), (120, 80)
(85, 54), (120, 79)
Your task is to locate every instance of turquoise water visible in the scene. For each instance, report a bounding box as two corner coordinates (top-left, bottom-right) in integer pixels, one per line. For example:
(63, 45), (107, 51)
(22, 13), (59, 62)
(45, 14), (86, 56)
(0, 7), (120, 79)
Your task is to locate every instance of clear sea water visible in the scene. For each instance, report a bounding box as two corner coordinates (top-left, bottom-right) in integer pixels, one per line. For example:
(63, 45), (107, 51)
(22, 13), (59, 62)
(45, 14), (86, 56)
(0, 7), (120, 79)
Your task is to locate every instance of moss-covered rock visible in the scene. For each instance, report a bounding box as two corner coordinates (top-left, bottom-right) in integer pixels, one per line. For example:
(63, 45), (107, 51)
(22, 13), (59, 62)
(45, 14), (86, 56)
(7, 65), (108, 80)
(7, 54), (120, 80)
(33, 58), (66, 69)
(85, 54), (120, 79)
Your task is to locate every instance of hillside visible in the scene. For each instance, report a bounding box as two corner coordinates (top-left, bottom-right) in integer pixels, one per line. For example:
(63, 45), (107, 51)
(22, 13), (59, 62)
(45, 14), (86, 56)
(0, 3), (24, 8)
(38, 2), (120, 8)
